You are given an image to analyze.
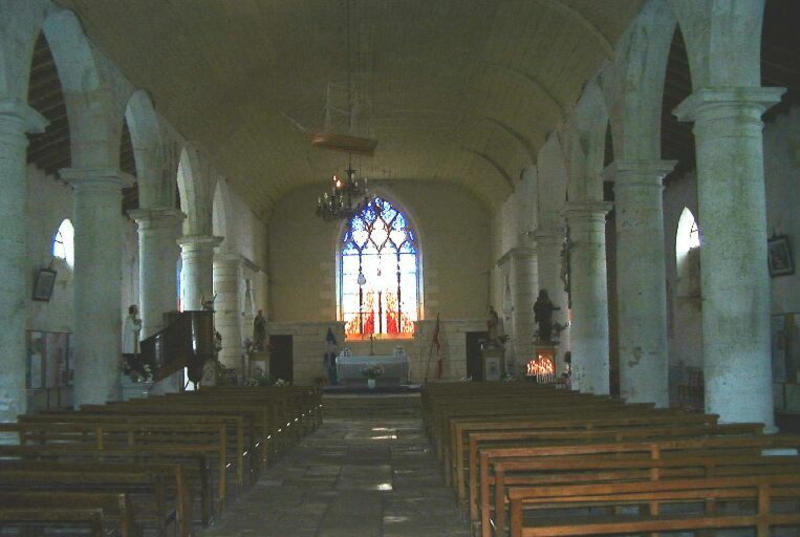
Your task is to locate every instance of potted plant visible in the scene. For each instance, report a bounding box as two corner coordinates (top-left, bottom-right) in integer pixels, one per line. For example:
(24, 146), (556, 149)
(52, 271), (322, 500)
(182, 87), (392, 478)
(361, 365), (384, 389)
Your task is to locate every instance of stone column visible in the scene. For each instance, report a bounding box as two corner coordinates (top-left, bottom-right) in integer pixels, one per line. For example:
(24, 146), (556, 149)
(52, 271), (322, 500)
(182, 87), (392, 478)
(675, 87), (783, 428)
(534, 228), (568, 372)
(178, 235), (223, 311)
(129, 208), (184, 337)
(61, 168), (126, 406)
(509, 248), (537, 372)
(612, 160), (675, 407)
(214, 253), (243, 371)
(564, 201), (612, 395)
(0, 100), (46, 432)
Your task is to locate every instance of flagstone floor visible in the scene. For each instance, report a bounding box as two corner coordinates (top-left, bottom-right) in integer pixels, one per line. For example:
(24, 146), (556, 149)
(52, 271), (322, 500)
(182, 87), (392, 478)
(199, 416), (471, 537)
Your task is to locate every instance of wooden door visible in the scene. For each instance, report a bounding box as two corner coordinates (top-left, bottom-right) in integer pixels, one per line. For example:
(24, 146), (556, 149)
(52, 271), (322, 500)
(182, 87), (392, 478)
(268, 335), (293, 383)
(465, 331), (487, 381)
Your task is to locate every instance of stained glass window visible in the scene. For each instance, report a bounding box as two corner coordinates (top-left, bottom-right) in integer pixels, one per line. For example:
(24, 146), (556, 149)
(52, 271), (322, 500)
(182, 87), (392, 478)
(340, 197), (418, 339)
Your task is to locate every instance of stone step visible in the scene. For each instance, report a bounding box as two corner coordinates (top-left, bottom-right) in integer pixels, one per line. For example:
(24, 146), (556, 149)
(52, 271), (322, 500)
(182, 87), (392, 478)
(322, 394), (422, 418)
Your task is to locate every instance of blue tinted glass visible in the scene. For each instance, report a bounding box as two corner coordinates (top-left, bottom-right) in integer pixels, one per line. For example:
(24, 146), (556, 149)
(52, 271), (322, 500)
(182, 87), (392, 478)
(392, 213), (407, 231)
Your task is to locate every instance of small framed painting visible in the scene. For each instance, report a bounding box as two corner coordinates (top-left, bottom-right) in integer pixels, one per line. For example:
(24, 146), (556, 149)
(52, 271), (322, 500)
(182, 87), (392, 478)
(33, 268), (57, 301)
(768, 235), (794, 277)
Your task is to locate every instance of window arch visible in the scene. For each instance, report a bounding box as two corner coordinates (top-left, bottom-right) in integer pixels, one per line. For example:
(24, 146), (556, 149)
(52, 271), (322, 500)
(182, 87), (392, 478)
(52, 218), (74, 269)
(675, 207), (701, 298)
(340, 196), (419, 339)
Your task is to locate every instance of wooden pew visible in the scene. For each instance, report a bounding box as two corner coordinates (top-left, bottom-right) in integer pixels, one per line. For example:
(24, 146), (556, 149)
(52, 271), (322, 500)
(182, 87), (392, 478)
(0, 432), (215, 525)
(0, 467), (171, 537)
(507, 474), (800, 537)
(0, 492), (135, 537)
(0, 459), (192, 536)
(452, 409), (718, 497)
(0, 507), (106, 537)
(9, 417), (230, 511)
(480, 434), (800, 537)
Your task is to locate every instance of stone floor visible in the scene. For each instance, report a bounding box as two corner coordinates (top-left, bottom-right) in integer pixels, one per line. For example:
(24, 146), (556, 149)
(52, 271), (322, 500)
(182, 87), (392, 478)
(199, 417), (470, 537)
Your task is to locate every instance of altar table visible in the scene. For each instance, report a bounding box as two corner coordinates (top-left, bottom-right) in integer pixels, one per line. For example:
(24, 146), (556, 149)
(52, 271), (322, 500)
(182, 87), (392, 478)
(336, 353), (409, 385)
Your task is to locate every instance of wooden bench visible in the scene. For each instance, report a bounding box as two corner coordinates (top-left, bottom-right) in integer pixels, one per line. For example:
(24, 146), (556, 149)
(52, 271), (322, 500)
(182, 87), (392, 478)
(0, 430), (215, 526)
(0, 491), (135, 537)
(0, 507), (106, 537)
(0, 466), (172, 537)
(0, 459), (193, 536)
(452, 409), (718, 496)
(481, 434), (800, 537)
(507, 474), (800, 537)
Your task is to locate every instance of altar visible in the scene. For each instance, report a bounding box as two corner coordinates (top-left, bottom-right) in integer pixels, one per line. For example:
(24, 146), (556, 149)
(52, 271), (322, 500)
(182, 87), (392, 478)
(336, 350), (409, 385)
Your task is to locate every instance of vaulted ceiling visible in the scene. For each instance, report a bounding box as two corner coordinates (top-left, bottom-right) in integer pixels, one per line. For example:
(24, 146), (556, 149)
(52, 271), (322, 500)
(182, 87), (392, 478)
(50, 0), (642, 215)
(31, 0), (799, 217)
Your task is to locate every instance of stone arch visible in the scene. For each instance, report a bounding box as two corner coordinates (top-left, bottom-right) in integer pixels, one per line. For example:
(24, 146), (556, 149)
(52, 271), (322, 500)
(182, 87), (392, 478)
(177, 144), (213, 237)
(0, 1), (46, 99)
(564, 79), (609, 203)
(125, 90), (170, 208)
(668, 0), (764, 89)
(42, 8), (122, 169)
(212, 177), (234, 252)
(603, 0), (677, 160)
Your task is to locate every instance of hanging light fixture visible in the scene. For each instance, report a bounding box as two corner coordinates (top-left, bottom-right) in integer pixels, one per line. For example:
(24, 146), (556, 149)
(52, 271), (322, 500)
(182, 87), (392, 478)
(314, 0), (376, 221)
(316, 158), (369, 221)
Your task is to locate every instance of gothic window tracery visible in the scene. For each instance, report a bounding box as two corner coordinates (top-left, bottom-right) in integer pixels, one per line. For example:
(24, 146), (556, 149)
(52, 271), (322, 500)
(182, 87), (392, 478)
(340, 197), (418, 339)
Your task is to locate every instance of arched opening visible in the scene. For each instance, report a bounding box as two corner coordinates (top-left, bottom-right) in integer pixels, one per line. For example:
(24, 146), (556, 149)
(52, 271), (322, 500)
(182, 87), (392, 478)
(675, 207), (701, 298)
(52, 218), (74, 269)
(339, 196), (419, 340)
(26, 32), (70, 175)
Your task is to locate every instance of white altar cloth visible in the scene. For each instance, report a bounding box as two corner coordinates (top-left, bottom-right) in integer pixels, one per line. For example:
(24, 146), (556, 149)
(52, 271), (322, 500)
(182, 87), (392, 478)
(336, 352), (409, 384)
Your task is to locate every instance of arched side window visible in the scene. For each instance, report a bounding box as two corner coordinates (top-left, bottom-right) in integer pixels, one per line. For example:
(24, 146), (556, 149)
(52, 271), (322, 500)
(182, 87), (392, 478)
(340, 197), (419, 339)
(52, 218), (74, 269)
(675, 207), (701, 298)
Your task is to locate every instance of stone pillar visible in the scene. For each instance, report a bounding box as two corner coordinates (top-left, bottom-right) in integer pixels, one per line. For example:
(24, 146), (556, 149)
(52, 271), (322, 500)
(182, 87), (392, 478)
(564, 201), (612, 395)
(214, 254), (243, 371)
(534, 228), (568, 372)
(509, 248), (537, 372)
(61, 168), (126, 406)
(0, 100), (46, 432)
(129, 208), (184, 337)
(612, 160), (675, 407)
(178, 235), (223, 311)
(675, 87), (784, 428)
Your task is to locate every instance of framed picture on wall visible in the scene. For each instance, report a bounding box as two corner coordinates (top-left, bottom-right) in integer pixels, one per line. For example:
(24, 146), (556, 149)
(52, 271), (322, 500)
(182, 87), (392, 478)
(33, 268), (57, 301)
(768, 235), (794, 277)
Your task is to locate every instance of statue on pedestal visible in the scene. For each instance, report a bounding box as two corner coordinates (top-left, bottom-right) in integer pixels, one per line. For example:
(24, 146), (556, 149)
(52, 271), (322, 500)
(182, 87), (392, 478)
(253, 310), (266, 351)
(533, 289), (562, 343)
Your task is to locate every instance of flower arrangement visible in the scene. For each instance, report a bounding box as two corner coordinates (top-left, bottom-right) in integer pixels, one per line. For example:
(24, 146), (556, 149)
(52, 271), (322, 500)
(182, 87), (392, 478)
(361, 365), (384, 379)
(122, 356), (153, 383)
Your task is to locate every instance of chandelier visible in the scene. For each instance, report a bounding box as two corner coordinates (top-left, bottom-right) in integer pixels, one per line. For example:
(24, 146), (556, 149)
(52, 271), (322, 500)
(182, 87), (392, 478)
(314, 0), (377, 222)
(316, 160), (369, 221)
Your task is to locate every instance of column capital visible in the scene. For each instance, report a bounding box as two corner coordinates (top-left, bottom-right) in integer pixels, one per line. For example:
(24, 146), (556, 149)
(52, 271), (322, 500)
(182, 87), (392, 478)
(178, 234), (224, 251)
(129, 207), (185, 230)
(59, 168), (126, 191)
(562, 201), (612, 220)
(674, 86), (785, 122)
(0, 99), (47, 134)
(604, 159), (677, 188)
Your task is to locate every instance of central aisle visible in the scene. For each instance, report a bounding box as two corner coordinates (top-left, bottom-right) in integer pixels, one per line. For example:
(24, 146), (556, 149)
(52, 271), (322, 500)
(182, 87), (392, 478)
(200, 415), (470, 537)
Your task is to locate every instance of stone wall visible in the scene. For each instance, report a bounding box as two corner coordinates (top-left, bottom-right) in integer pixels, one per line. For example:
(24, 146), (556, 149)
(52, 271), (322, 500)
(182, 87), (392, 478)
(268, 180), (491, 324)
(265, 318), (484, 385)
